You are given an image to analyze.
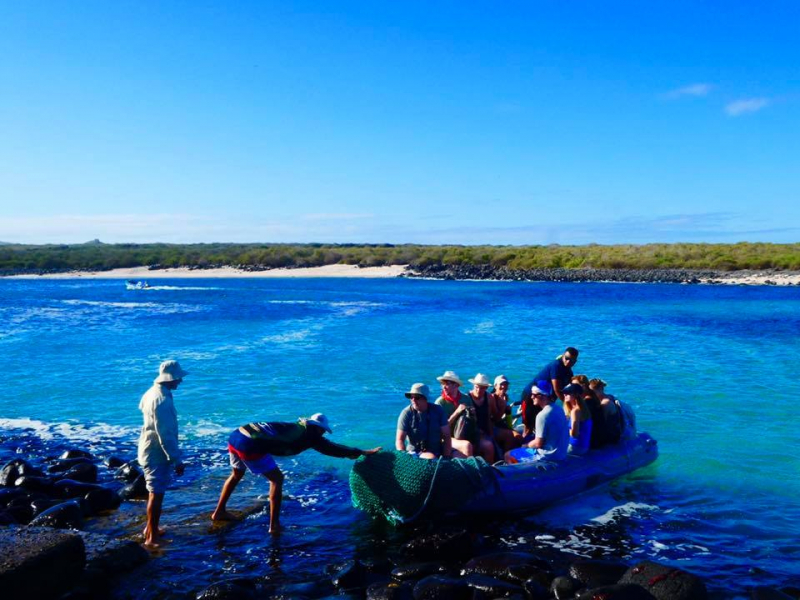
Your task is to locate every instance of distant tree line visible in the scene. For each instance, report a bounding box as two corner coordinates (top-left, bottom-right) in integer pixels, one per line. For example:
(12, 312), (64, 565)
(0, 241), (799, 273)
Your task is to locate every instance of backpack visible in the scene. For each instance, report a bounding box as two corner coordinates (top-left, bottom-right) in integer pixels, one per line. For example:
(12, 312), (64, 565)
(453, 406), (479, 445)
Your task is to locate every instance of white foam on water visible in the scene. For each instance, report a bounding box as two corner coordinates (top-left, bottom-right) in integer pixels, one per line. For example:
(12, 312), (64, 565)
(464, 320), (496, 334)
(590, 502), (660, 525)
(261, 329), (314, 344)
(61, 299), (204, 315)
(137, 285), (221, 291)
(63, 299), (160, 308)
(0, 417), (137, 444)
(0, 417), (54, 440)
(184, 420), (230, 438)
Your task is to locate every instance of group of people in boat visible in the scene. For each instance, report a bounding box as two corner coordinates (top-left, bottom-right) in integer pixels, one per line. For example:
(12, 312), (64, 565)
(395, 346), (637, 465)
(136, 350), (636, 547)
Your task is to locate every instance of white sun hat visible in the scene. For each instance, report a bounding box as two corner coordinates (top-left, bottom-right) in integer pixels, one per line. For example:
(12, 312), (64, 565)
(305, 413), (332, 434)
(494, 374), (509, 387)
(436, 370), (463, 386)
(468, 373), (491, 387)
(154, 360), (189, 384)
(404, 383), (431, 400)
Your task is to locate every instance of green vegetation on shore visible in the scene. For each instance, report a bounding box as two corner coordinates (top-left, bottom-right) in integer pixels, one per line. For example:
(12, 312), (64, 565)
(1, 241), (799, 273)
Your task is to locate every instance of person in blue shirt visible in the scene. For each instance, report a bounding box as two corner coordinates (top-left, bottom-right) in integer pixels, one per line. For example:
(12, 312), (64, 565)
(521, 347), (579, 406)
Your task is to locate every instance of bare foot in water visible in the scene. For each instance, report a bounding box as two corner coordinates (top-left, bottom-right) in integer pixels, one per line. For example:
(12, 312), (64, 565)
(142, 536), (171, 550)
(269, 522), (282, 536)
(210, 510), (241, 522)
(143, 527), (166, 539)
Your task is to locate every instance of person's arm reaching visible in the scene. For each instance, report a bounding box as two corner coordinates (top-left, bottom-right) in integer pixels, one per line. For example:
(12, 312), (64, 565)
(313, 436), (381, 459)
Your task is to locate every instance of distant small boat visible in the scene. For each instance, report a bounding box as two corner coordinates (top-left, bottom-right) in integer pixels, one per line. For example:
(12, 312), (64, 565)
(125, 280), (150, 290)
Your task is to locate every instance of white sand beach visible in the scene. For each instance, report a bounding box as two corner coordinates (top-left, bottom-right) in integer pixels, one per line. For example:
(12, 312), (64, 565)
(6, 264), (410, 279)
(711, 271), (800, 286)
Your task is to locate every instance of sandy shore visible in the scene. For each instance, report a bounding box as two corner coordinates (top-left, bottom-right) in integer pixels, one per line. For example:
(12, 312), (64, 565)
(711, 272), (800, 286)
(5, 264), (409, 279)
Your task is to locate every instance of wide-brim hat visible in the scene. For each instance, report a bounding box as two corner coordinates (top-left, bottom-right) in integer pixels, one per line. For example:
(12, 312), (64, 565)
(404, 383), (431, 400)
(436, 370), (463, 386)
(468, 373), (491, 387)
(305, 412), (332, 434)
(154, 360), (189, 384)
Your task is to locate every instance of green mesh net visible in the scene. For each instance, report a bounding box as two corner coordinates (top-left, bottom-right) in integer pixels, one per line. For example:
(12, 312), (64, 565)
(349, 451), (498, 524)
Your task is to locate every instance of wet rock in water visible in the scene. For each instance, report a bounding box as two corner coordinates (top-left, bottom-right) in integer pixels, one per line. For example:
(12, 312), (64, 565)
(14, 475), (55, 494)
(47, 458), (93, 474)
(60, 449), (93, 460)
(196, 579), (259, 600)
(0, 526), (86, 600)
(392, 562), (450, 581)
(781, 587), (800, 599)
(505, 562), (552, 587)
(5, 499), (34, 523)
(83, 487), (122, 514)
(29, 500), (84, 529)
(619, 561), (707, 600)
(569, 559), (630, 588)
(412, 575), (471, 600)
(53, 479), (103, 499)
(523, 577), (549, 600)
(118, 474), (148, 500)
(401, 529), (475, 561)
(59, 463), (98, 484)
(103, 456), (125, 469)
(551, 575), (583, 600)
(367, 581), (415, 600)
(362, 557), (393, 575)
(31, 498), (61, 518)
(278, 579), (335, 597)
(463, 573), (522, 596)
(577, 584), (657, 600)
(0, 459), (29, 486)
(76, 531), (148, 573)
(750, 588), (795, 600)
(114, 462), (143, 483)
(333, 559), (367, 589)
(0, 487), (27, 506)
(462, 552), (549, 583)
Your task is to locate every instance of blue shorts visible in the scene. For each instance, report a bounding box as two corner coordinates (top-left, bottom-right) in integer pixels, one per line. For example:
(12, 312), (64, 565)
(228, 447), (277, 474)
(506, 447), (547, 465)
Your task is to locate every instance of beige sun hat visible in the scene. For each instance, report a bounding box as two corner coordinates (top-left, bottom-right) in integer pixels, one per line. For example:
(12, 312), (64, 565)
(494, 374), (509, 387)
(305, 413), (332, 434)
(404, 383), (431, 400)
(436, 370), (463, 386)
(154, 360), (189, 384)
(468, 373), (491, 387)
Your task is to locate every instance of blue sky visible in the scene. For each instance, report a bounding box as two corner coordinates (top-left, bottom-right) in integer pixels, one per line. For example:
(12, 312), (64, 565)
(0, 1), (797, 245)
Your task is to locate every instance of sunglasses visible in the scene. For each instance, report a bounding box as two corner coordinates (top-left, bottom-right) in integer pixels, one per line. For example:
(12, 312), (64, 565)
(409, 394), (427, 401)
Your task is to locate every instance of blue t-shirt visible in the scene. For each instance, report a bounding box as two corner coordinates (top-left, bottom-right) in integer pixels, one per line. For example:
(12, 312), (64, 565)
(521, 358), (574, 402)
(397, 403), (448, 456)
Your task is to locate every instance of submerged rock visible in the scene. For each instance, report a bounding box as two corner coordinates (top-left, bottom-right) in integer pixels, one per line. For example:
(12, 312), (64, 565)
(29, 500), (84, 529)
(0, 526), (86, 600)
(367, 581), (415, 600)
(750, 588), (795, 600)
(462, 552), (549, 582)
(83, 488), (122, 514)
(118, 474), (148, 500)
(619, 561), (707, 600)
(60, 449), (93, 460)
(196, 579), (258, 600)
(332, 559), (367, 590)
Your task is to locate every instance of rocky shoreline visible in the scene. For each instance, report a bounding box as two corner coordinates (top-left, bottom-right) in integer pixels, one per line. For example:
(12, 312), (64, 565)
(404, 264), (800, 285)
(2, 439), (799, 600)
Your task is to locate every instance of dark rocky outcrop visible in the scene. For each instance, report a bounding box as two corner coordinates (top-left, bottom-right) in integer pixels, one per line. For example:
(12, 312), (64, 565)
(462, 572), (522, 596)
(367, 581), (415, 600)
(196, 579), (259, 600)
(47, 457), (92, 474)
(462, 552), (549, 582)
(412, 575), (471, 600)
(114, 462), (142, 483)
(619, 561), (707, 600)
(28, 500), (84, 529)
(76, 531), (148, 573)
(59, 462), (98, 484)
(0, 527), (86, 600)
(83, 487), (122, 514)
(14, 475), (54, 494)
(751, 588), (796, 600)
(52, 479), (102, 499)
(401, 529), (475, 562)
(332, 559), (367, 590)
(117, 474), (148, 500)
(392, 562), (451, 581)
(569, 559), (630, 588)
(103, 456), (126, 469)
(60, 449), (93, 460)
(576, 583), (657, 599)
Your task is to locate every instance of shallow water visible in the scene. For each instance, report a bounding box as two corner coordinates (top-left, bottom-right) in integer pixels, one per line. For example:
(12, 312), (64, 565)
(1, 278), (799, 598)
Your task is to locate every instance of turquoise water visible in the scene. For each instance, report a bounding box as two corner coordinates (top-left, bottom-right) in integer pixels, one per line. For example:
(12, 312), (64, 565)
(1, 278), (799, 597)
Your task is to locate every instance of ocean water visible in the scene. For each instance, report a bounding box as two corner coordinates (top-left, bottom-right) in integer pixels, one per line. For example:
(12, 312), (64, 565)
(1, 277), (799, 598)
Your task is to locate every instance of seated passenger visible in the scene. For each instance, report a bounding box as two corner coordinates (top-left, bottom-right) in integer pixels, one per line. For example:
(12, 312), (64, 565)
(466, 373), (496, 463)
(434, 370), (475, 457)
(562, 383), (593, 455)
(490, 375), (521, 452)
(504, 380), (569, 464)
(573, 374), (608, 448)
(589, 379), (637, 441)
(396, 383), (452, 459)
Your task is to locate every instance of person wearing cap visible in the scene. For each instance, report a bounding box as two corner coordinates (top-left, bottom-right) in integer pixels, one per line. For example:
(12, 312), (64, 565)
(137, 359), (188, 549)
(490, 375), (522, 453)
(211, 414), (380, 534)
(505, 379), (569, 464)
(466, 373), (497, 463)
(434, 370), (475, 457)
(396, 383), (452, 459)
(522, 347), (580, 405)
(562, 383), (593, 455)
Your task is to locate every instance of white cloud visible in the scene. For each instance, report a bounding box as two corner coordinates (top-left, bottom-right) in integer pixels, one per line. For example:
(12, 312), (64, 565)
(724, 98), (770, 116)
(666, 83), (713, 98)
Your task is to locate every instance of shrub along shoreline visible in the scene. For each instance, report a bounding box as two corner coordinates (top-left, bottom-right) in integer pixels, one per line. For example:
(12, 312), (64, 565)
(1, 242), (799, 280)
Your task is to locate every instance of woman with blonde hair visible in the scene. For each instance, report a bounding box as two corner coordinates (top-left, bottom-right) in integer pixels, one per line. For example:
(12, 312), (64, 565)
(562, 383), (593, 455)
